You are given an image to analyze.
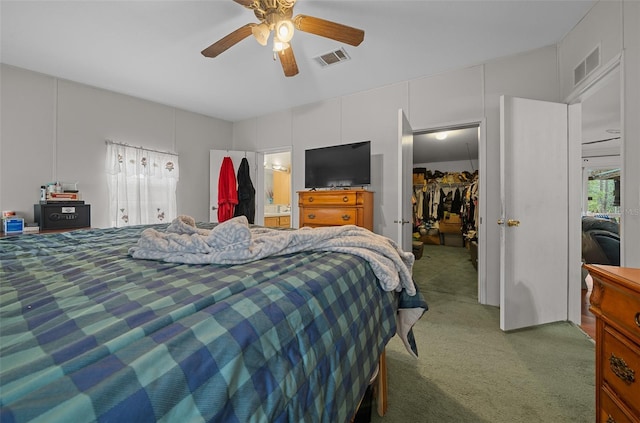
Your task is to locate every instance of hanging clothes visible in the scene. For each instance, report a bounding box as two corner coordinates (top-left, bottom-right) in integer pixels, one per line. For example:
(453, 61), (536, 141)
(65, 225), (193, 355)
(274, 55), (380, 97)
(217, 156), (238, 223)
(233, 157), (256, 224)
(451, 188), (462, 215)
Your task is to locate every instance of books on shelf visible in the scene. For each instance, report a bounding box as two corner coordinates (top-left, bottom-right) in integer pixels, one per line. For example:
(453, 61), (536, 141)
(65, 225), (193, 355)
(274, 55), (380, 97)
(47, 192), (81, 201)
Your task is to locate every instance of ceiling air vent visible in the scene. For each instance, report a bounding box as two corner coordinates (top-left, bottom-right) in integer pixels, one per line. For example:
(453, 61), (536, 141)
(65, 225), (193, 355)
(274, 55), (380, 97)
(314, 47), (351, 68)
(574, 46), (600, 87)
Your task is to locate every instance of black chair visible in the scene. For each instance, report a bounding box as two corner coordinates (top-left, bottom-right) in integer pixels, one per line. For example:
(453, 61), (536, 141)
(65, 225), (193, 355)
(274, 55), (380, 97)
(582, 216), (620, 266)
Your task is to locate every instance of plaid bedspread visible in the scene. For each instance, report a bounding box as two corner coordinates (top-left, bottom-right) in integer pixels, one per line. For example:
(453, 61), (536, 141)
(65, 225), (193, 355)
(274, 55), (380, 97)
(0, 224), (408, 422)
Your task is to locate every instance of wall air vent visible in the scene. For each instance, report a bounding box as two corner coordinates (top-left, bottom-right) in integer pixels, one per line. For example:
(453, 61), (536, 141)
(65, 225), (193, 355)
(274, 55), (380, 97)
(574, 45), (600, 87)
(314, 47), (351, 68)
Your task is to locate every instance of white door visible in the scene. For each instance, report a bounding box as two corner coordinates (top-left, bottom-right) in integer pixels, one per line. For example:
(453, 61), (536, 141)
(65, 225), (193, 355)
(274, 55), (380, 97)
(398, 109), (414, 252)
(209, 150), (260, 223)
(499, 96), (568, 331)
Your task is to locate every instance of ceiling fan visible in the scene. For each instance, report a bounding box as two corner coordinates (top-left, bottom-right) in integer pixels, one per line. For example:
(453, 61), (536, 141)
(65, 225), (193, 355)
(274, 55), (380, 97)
(201, 0), (365, 77)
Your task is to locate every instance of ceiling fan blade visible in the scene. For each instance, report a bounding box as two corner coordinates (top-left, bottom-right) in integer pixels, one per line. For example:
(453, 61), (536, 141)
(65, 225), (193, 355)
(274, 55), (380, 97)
(278, 46), (299, 77)
(201, 23), (255, 58)
(293, 14), (364, 46)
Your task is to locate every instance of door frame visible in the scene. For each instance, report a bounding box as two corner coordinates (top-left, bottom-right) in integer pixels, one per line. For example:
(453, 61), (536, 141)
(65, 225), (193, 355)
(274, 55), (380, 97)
(259, 147), (292, 227)
(398, 109), (414, 252)
(209, 150), (262, 224)
(411, 118), (487, 304)
(564, 53), (622, 324)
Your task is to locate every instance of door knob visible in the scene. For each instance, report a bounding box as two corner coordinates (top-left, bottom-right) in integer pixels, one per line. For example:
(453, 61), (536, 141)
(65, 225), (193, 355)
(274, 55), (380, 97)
(498, 219), (520, 226)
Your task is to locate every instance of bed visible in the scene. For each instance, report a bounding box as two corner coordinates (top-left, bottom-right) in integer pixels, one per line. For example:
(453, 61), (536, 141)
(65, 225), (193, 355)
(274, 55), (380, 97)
(0, 216), (427, 423)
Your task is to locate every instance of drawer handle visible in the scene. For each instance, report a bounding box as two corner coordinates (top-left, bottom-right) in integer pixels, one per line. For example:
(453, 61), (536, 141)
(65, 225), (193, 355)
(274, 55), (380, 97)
(635, 312), (640, 328)
(341, 214), (351, 221)
(308, 197), (314, 202)
(609, 353), (635, 385)
(606, 416), (616, 423)
(342, 196), (349, 202)
(307, 214), (316, 219)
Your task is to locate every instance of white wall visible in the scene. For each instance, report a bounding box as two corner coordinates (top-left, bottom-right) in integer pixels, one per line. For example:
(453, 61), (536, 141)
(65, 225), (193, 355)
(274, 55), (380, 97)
(233, 83), (409, 239)
(621, 0), (640, 267)
(0, 66), (55, 221)
(558, 1), (622, 100)
(175, 109), (234, 222)
(0, 64), (233, 227)
(340, 82), (409, 237)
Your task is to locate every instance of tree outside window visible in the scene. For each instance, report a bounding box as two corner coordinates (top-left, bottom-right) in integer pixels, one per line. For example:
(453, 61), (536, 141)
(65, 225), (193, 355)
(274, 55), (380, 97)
(587, 168), (620, 216)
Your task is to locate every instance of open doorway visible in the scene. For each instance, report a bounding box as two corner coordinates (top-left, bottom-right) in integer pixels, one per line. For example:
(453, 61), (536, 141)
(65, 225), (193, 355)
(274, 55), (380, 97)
(412, 124), (480, 297)
(263, 151), (292, 228)
(578, 69), (621, 338)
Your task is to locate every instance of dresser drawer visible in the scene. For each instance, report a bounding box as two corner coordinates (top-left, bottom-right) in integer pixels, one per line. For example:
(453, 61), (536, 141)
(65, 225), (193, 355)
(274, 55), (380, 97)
(602, 326), (640, 415)
(593, 273), (640, 340)
(600, 385), (637, 423)
(299, 192), (357, 206)
(300, 207), (357, 226)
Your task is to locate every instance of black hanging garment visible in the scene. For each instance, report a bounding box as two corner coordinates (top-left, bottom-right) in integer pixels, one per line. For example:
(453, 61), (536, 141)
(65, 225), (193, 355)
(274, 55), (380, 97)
(451, 188), (462, 215)
(438, 188), (446, 220)
(233, 157), (256, 224)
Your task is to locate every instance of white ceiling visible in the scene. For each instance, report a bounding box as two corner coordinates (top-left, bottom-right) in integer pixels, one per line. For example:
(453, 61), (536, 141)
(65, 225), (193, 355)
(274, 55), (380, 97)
(581, 70), (621, 157)
(1, 0), (598, 124)
(414, 126), (479, 164)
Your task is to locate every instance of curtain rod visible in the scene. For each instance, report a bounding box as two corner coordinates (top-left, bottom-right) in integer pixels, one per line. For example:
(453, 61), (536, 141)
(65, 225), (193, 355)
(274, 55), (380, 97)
(105, 140), (178, 157)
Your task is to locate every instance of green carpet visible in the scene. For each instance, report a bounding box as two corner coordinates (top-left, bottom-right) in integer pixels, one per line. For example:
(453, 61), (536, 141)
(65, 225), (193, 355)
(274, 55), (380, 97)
(371, 244), (595, 423)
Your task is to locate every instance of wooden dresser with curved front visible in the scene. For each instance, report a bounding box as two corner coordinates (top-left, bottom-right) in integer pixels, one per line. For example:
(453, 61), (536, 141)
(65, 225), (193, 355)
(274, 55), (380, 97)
(586, 264), (640, 423)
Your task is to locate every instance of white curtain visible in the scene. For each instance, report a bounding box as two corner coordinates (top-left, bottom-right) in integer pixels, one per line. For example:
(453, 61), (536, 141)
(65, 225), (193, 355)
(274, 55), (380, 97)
(106, 142), (179, 227)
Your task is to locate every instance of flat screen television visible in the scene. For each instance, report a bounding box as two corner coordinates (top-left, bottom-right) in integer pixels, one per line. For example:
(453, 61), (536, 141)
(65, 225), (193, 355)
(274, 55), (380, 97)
(305, 141), (371, 189)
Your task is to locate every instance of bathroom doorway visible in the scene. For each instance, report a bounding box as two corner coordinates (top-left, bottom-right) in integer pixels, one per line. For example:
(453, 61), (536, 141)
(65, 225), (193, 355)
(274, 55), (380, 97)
(263, 151), (292, 228)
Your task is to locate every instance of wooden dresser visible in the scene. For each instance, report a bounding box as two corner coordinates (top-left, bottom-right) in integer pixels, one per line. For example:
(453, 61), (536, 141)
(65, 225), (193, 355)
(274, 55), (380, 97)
(298, 190), (373, 231)
(586, 264), (640, 423)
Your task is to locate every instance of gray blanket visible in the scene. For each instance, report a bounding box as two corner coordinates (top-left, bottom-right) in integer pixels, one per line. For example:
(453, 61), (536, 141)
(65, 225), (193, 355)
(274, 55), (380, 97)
(129, 215), (416, 295)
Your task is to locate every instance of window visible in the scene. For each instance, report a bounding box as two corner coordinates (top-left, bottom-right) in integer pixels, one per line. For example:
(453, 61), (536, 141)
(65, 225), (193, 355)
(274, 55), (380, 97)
(106, 142), (179, 227)
(586, 167), (620, 221)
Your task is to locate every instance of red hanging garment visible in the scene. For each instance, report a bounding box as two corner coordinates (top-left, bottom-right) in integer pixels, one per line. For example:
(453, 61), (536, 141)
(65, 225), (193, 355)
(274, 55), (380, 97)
(217, 156), (238, 223)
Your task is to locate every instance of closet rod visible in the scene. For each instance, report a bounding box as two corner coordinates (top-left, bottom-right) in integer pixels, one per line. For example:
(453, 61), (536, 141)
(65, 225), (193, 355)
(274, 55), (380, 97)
(416, 181), (473, 188)
(105, 140), (178, 157)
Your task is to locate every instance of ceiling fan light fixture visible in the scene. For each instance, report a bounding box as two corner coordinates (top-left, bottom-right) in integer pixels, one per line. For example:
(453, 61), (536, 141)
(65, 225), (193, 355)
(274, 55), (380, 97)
(252, 23), (270, 46)
(273, 37), (289, 52)
(275, 19), (294, 43)
(201, 0), (364, 78)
